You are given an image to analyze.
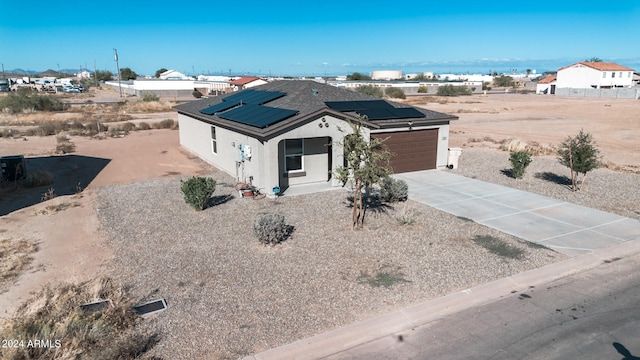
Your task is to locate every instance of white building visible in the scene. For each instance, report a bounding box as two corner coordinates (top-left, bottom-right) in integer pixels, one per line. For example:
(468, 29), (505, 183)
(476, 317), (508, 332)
(159, 70), (192, 80)
(556, 62), (634, 89)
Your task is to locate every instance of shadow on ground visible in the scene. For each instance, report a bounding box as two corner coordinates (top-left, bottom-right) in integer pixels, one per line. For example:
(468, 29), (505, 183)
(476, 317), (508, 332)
(534, 171), (573, 189)
(0, 155), (111, 216)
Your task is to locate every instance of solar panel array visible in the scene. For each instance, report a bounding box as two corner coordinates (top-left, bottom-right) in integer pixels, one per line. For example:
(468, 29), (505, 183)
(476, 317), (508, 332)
(325, 100), (424, 120)
(199, 90), (296, 128)
(218, 104), (298, 128)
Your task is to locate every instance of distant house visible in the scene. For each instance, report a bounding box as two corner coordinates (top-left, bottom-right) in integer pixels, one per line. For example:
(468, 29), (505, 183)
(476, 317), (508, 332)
(536, 75), (557, 94)
(173, 80), (457, 195)
(556, 62), (634, 89)
(229, 76), (268, 90)
(159, 70), (191, 80)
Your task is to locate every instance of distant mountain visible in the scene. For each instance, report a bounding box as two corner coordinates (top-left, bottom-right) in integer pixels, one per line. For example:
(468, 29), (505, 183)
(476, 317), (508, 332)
(3, 68), (89, 77)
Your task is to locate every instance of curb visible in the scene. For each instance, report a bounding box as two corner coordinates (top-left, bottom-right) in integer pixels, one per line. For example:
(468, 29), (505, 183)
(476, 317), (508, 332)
(243, 239), (640, 360)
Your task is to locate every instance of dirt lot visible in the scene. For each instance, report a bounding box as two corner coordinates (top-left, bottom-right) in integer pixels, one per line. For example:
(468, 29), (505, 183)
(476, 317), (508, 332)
(405, 93), (639, 170)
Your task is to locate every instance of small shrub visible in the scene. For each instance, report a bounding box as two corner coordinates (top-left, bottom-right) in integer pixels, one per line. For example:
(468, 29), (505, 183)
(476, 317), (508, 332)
(380, 177), (408, 203)
(180, 176), (217, 210)
(141, 92), (160, 102)
(55, 134), (76, 154)
(417, 86), (428, 93)
(41, 187), (56, 201)
(137, 121), (151, 130)
(385, 87), (406, 99)
(253, 213), (288, 245)
(355, 85), (383, 98)
(395, 203), (418, 225)
(154, 119), (175, 129)
(509, 151), (532, 179)
(357, 265), (410, 288)
(120, 122), (137, 132)
(192, 90), (203, 98)
(437, 84), (472, 96)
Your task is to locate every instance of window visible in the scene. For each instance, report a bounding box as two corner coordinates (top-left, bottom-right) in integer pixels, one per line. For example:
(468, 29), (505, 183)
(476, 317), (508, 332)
(602, 72), (607, 78)
(619, 72), (622, 78)
(210, 126), (217, 154)
(612, 72), (616, 78)
(629, 72), (632, 78)
(285, 139), (303, 172)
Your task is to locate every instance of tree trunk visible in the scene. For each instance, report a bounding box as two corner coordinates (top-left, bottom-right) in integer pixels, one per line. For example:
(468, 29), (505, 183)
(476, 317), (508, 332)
(569, 149), (576, 192)
(351, 179), (360, 229)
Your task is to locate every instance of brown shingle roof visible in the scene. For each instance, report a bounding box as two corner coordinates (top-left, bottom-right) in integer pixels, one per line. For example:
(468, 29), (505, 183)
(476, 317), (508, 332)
(559, 62), (634, 72)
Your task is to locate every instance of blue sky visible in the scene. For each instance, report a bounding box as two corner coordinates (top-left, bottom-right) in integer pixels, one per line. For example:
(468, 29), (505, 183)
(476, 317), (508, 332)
(1, 0), (639, 76)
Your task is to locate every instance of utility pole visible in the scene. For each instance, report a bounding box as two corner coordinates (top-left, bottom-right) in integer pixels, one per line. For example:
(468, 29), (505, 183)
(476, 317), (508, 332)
(1, 63), (5, 79)
(114, 48), (122, 97)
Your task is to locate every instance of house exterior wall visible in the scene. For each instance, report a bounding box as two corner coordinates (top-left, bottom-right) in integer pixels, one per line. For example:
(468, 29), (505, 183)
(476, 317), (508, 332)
(557, 65), (634, 88)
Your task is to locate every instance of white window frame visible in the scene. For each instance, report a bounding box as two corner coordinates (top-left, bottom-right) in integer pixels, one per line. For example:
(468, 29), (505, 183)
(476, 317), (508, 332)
(284, 138), (304, 173)
(602, 72), (607, 78)
(210, 126), (217, 154)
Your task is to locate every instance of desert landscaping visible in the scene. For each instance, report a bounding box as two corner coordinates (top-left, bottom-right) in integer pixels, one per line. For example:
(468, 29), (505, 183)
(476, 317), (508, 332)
(0, 88), (638, 358)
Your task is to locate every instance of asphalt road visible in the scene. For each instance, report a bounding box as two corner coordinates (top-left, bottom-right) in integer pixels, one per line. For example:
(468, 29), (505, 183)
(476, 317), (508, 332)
(328, 253), (640, 360)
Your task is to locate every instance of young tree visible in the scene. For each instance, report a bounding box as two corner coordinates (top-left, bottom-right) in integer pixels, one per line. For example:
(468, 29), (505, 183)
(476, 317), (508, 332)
(493, 75), (514, 87)
(120, 67), (138, 80)
(335, 117), (391, 229)
(509, 151), (532, 179)
(95, 70), (113, 81)
(347, 72), (372, 80)
(558, 129), (600, 191)
(155, 68), (169, 78)
(355, 85), (383, 98)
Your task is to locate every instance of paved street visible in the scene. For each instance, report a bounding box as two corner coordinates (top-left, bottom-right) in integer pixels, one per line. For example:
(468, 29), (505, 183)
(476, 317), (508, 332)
(326, 252), (640, 360)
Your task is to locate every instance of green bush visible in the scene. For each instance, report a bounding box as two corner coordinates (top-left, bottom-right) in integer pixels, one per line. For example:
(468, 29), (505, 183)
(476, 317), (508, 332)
(509, 151), (532, 179)
(192, 90), (203, 98)
(120, 122), (137, 132)
(436, 84), (472, 96)
(557, 129), (600, 191)
(154, 119), (175, 129)
(380, 177), (408, 203)
(180, 176), (217, 210)
(355, 85), (383, 98)
(141, 92), (160, 102)
(385, 87), (406, 99)
(417, 86), (428, 93)
(253, 213), (288, 245)
(0, 90), (66, 113)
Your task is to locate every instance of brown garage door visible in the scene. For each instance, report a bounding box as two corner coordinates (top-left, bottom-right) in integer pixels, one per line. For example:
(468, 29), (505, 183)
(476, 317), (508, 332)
(371, 129), (438, 173)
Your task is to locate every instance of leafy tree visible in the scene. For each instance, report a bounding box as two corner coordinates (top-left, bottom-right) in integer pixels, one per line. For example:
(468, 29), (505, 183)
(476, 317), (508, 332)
(384, 87), (405, 99)
(120, 67), (138, 80)
(508, 151), (532, 179)
(558, 129), (600, 192)
(493, 75), (514, 87)
(95, 70), (113, 81)
(335, 117), (391, 229)
(525, 69), (532, 76)
(355, 85), (383, 98)
(180, 176), (217, 210)
(155, 68), (169, 78)
(192, 90), (203, 98)
(411, 73), (431, 81)
(347, 72), (372, 81)
(585, 57), (602, 62)
(436, 84), (472, 96)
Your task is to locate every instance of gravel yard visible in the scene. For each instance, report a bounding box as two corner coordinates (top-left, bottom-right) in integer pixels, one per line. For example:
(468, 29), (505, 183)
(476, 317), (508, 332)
(455, 148), (640, 221)
(96, 166), (565, 359)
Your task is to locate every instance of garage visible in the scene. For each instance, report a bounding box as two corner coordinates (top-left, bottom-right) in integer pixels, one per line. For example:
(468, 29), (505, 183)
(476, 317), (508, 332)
(371, 129), (438, 173)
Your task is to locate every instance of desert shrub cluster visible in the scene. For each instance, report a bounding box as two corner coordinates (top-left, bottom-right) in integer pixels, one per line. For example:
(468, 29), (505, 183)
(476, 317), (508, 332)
(180, 176), (217, 211)
(253, 213), (289, 245)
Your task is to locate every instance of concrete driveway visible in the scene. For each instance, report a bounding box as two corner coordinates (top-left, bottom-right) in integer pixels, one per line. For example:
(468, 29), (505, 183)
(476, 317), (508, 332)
(395, 170), (640, 257)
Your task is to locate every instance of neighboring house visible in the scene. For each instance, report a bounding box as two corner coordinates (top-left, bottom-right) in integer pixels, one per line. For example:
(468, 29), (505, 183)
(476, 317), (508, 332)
(556, 62), (634, 89)
(159, 70), (191, 80)
(229, 76), (268, 90)
(174, 80), (457, 195)
(536, 75), (557, 94)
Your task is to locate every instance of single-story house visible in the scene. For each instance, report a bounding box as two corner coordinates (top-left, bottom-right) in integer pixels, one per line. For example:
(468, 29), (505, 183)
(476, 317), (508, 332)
(536, 75), (557, 94)
(229, 76), (268, 90)
(173, 80), (457, 195)
(556, 61), (635, 89)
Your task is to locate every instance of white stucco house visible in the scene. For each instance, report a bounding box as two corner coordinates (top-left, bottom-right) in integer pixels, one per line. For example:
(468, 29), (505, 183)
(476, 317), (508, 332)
(556, 62), (635, 89)
(536, 75), (557, 94)
(159, 70), (192, 80)
(173, 80), (457, 195)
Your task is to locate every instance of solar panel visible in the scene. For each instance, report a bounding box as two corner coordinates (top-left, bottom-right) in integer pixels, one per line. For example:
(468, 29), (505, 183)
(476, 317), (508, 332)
(223, 90), (286, 105)
(200, 101), (241, 115)
(219, 104), (297, 128)
(326, 100), (425, 120)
